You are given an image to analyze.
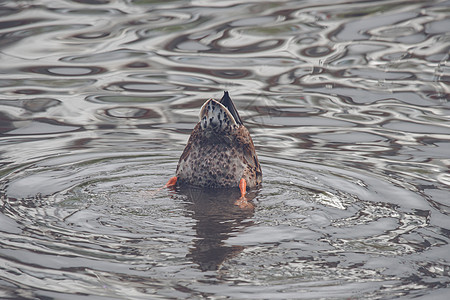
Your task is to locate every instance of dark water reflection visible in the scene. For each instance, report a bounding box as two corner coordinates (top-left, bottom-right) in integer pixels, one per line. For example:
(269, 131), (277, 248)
(0, 0), (449, 299)
(178, 187), (256, 272)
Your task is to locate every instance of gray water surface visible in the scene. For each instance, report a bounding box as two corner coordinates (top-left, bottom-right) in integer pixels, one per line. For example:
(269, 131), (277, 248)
(0, 0), (449, 299)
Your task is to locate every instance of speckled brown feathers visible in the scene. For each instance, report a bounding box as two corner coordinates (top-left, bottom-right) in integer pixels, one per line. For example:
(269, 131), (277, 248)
(175, 92), (262, 189)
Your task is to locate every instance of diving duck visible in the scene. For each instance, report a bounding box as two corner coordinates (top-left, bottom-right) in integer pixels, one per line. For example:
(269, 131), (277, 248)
(166, 92), (262, 205)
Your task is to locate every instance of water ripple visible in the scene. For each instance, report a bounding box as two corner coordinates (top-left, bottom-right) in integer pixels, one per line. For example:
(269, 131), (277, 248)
(24, 65), (106, 76)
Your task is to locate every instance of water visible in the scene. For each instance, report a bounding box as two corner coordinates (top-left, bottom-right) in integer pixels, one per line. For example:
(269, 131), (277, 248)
(0, 0), (449, 299)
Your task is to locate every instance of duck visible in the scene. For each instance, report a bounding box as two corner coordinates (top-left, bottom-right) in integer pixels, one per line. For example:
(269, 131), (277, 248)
(166, 91), (262, 207)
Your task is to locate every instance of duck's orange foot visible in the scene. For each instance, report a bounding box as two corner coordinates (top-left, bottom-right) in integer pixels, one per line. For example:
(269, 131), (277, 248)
(165, 176), (177, 188)
(234, 178), (254, 209)
(239, 178), (246, 198)
(234, 196), (254, 210)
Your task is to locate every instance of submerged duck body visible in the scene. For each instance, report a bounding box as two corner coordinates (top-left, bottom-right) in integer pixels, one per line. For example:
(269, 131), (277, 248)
(171, 92), (262, 195)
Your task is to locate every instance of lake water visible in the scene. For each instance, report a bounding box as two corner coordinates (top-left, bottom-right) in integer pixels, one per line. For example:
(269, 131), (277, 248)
(0, 0), (449, 299)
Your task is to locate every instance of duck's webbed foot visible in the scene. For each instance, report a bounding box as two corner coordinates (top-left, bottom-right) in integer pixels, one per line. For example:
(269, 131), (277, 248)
(165, 176), (177, 188)
(234, 178), (254, 209)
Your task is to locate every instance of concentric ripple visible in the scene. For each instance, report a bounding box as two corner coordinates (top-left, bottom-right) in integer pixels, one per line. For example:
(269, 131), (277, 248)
(1, 148), (448, 298)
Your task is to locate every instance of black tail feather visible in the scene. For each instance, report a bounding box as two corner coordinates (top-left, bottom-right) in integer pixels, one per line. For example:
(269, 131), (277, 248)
(220, 91), (243, 125)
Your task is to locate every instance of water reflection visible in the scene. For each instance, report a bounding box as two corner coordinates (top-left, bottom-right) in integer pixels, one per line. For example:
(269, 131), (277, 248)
(178, 186), (256, 271)
(24, 65), (106, 76)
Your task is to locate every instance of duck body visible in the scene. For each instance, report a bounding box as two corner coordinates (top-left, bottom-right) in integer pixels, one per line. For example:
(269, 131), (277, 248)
(174, 92), (262, 192)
